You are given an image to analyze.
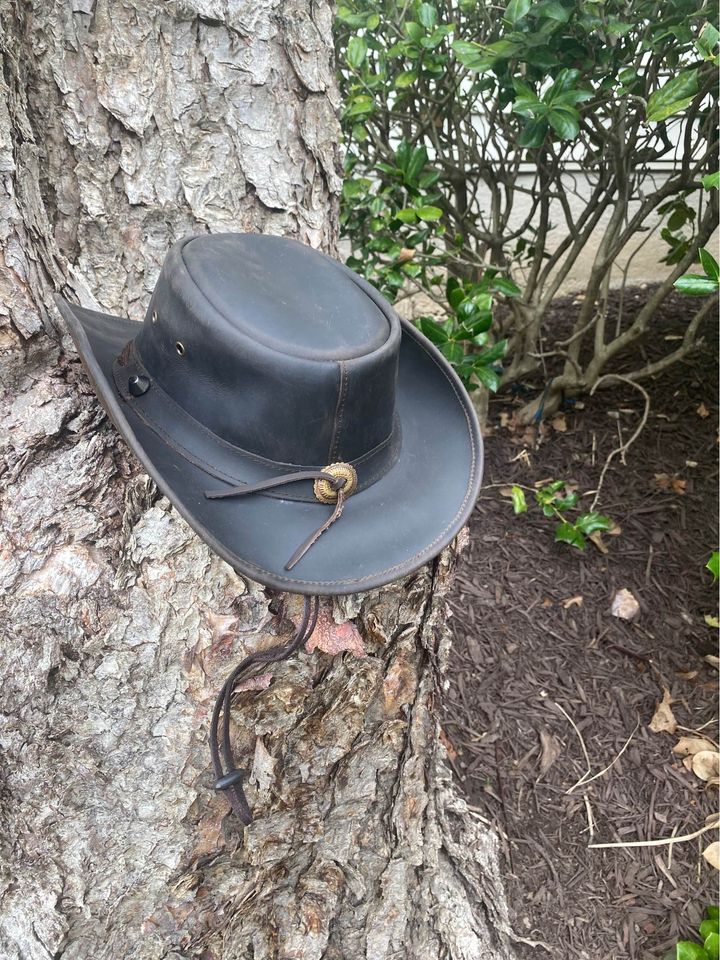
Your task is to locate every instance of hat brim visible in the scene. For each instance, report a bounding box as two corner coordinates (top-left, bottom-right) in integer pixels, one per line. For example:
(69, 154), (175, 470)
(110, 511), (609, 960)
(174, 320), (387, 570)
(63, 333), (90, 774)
(56, 278), (482, 596)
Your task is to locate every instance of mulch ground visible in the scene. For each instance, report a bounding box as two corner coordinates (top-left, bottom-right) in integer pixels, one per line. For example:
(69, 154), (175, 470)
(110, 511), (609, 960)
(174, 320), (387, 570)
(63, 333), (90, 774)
(444, 288), (719, 960)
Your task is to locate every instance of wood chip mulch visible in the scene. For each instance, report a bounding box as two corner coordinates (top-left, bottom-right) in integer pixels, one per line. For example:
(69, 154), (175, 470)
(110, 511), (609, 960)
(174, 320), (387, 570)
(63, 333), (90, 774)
(444, 289), (719, 960)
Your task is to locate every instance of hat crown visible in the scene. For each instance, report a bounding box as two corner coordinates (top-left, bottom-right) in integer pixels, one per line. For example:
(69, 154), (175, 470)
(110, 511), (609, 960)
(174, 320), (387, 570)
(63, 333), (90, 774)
(134, 234), (401, 467)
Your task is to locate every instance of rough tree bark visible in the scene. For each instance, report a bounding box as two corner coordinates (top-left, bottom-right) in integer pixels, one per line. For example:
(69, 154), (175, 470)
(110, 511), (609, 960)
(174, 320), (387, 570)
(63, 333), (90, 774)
(0, 3), (514, 958)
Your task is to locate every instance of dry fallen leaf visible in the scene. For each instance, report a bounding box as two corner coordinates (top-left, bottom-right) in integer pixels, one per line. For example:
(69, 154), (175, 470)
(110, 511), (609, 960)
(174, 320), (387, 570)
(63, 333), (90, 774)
(697, 402), (710, 418)
(305, 607), (366, 657)
(649, 688), (677, 734)
(607, 522), (622, 537)
(676, 669), (699, 680)
(611, 588), (640, 622)
(562, 595), (584, 610)
(397, 247), (415, 263)
(673, 736), (716, 758)
(702, 841), (720, 870)
(589, 531), (609, 554)
(653, 472), (686, 495)
(538, 727), (562, 778)
(499, 411), (512, 428)
(705, 654), (720, 670)
(692, 750), (720, 782)
(551, 414), (567, 432)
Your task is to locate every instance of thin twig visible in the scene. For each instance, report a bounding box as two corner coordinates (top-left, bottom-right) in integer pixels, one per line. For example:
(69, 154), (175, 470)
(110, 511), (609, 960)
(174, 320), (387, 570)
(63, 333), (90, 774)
(551, 700), (592, 782)
(589, 375), (650, 511)
(589, 815), (719, 850)
(567, 721), (640, 794)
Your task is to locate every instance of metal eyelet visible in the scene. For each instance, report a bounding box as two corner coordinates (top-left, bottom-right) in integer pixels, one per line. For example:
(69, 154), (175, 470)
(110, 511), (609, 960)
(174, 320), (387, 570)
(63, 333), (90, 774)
(151, 310), (158, 324)
(175, 341), (186, 357)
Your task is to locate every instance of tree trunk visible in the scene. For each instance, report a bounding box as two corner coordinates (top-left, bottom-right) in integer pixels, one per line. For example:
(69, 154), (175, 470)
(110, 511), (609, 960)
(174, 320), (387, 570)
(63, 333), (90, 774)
(0, 3), (513, 958)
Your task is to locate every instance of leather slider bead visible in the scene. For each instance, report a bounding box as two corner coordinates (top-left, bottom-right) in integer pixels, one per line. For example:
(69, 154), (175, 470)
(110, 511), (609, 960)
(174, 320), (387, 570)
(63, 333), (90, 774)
(314, 462), (358, 504)
(128, 374), (151, 397)
(214, 769), (246, 791)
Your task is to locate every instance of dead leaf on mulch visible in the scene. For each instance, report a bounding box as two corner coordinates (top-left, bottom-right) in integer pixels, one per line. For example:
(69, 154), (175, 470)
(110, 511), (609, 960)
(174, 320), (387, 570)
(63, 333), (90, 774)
(692, 751), (720, 782)
(538, 727), (562, 778)
(589, 530), (609, 554)
(673, 736), (716, 758)
(305, 607), (366, 658)
(649, 688), (677, 734)
(562, 595), (583, 610)
(697, 402), (710, 418)
(551, 414), (567, 433)
(705, 654), (720, 670)
(654, 472), (687, 495)
(703, 841), (720, 870)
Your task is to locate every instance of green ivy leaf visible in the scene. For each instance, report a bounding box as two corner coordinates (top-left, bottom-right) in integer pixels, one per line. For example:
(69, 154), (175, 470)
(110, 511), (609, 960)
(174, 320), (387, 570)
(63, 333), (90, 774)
(511, 485), (527, 514)
(646, 69), (699, 122)
(575, 512), (612, 535)
(416, 205), (444, 221)
(702, 171), (720, 190)
(676, 942), (710, 960)
(674, 275), (719, 296)
(555, 521), (586, 549)
(346, 36), (368, 70)
(707, 550), (720, 580)
(440, 341), (464, 364)
(704, 932), (719, 960)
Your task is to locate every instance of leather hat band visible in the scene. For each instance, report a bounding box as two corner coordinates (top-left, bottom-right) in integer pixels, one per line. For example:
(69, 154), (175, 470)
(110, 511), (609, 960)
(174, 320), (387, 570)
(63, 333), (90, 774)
(112, 341), (401, 504)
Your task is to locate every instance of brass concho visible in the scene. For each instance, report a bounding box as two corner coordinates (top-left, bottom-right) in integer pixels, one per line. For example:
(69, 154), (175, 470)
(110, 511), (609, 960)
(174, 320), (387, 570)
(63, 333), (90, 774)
(313, 462), (358, 504)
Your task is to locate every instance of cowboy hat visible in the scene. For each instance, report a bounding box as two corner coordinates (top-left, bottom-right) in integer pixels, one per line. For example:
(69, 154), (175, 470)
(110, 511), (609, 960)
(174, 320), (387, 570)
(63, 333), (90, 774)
(56, 233), (483, 596)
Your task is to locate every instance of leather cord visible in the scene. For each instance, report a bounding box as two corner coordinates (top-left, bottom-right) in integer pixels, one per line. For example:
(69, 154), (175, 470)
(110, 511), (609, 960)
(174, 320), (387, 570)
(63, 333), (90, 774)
(210, 595), (320, 824)
(205, 470), (348, 570)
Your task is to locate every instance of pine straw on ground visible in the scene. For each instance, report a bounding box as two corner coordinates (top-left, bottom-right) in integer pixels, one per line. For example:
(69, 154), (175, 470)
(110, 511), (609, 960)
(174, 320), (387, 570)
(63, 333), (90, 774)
(444, 288), (719, 960)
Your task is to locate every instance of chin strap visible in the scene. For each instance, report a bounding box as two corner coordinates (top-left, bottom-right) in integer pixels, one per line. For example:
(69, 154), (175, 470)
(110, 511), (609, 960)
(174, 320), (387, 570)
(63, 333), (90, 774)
(204, 463), (358, 571)
(210, 595), (320, 825)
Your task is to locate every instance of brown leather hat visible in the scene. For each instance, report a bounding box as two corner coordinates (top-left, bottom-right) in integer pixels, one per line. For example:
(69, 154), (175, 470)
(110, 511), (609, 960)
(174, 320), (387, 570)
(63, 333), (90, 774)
(56, 233), (483, 597)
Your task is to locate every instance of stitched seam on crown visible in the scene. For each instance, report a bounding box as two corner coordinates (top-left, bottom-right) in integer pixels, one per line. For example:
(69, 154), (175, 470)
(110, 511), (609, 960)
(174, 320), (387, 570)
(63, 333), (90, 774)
(328, 360), (347, 462)
(196, 330), (479, 587)
(131, 341), (397, 470)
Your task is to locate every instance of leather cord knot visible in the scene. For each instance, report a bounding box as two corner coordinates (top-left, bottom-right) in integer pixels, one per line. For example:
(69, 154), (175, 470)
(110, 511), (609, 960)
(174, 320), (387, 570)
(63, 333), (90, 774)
(210, 596), (320, 825)
(205, 463), (358, 571)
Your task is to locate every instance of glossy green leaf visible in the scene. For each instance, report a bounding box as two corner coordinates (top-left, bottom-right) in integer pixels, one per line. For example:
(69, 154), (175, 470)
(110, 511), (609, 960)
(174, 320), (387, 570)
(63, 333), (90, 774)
(674, 275), (719, 296)
(491, 276), (522, 297)
(405, 20), (423, 43)
(395, 70), (418, 89)
(511, 485), (527, 514)
(555, 521), (586, 549)
(707, 908), (720, 922)
(346, 36), (367, 69)
(700, 920), (720, 941)
(548, 106), (580, 139)
(475, 339), (508, 365)
(418, 3), (438, 29)
(343, 94), (374, 118)
(707, 550), (720, 580)
(702, 172), (720, 190)
(696, 22), (720, 60)
(505, 0), (531, 24)
(646, 69), (699, 122)
(575, 512), (612, 535)
(440, 341), (464, 364)
(366, 12), (380, 29)
(518, 118), (548, 149)
(676, 942), (709, 960)
(536, 0), (571, 22)
(418, 316), (448, 344)
(416, 205), (444, 221)
(395, 208), (418, 223)
(474, 364), (501, 392)
(700, 248), (719, 282)
(406, 146), (428, 184)
(704, 933), (719, 960)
